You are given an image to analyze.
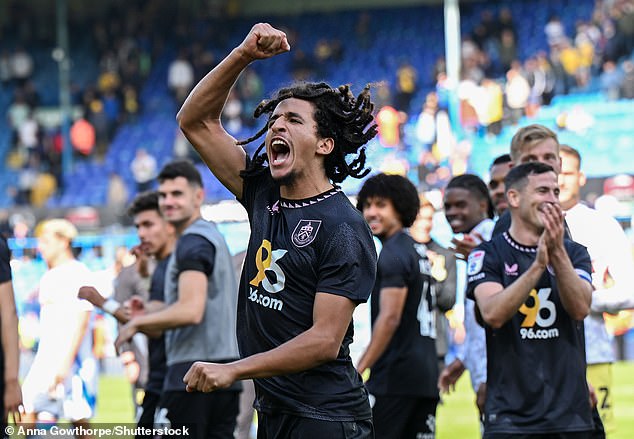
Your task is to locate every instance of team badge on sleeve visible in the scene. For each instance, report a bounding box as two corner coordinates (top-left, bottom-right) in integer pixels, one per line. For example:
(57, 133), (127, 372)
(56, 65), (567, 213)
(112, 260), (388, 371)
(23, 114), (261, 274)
(467, 250), (485, 275)
(292, 220), (322, 247)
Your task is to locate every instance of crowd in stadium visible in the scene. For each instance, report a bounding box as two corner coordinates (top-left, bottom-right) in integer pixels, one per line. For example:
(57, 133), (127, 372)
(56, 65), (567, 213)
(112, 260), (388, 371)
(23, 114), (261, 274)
(0, 0), (633, 438)
(1, 0), (633, 210)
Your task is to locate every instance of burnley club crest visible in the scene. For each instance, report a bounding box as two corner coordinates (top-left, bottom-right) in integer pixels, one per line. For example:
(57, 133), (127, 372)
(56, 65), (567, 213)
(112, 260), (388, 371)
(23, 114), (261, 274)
(292, 220), (322, 247)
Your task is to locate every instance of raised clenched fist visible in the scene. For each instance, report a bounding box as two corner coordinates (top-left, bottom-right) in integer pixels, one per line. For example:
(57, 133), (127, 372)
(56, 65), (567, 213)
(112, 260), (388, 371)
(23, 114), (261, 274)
(237, 23), (291, 61)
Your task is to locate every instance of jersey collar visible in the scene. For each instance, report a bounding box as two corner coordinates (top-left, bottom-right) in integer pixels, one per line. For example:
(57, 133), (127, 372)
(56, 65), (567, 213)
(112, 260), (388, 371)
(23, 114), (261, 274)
(503, 231), (537, 253)
(280, 187), (340, 209)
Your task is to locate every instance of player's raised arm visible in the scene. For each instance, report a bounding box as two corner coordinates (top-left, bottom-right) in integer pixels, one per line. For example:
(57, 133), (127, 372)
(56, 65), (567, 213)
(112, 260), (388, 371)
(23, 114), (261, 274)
(177, 23), (290, 199)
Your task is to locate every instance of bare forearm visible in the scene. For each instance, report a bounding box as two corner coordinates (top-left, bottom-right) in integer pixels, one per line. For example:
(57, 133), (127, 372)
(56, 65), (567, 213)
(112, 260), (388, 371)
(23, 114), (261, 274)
(99, 297), (130, 324)
(0, 305), (20, 383)
(177, 49), (251, 125)
(109, 307), (130, 324)
(145, 300), (166, 313)
(357, 316), (399, 372)
(79, 286), (131, 322)
(112, 299), (165, 326)
(133, 273), (205, 333)
(477, 263), (544, 328)
(132, 302), (200, 333)
(78, 286), (106, 309)
(551, 249), (591, 319)
(229, 327), (340, 380)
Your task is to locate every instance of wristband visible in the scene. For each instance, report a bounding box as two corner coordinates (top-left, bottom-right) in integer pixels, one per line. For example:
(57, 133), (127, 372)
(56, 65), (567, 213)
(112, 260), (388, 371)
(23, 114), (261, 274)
(102, 298), (121, 315)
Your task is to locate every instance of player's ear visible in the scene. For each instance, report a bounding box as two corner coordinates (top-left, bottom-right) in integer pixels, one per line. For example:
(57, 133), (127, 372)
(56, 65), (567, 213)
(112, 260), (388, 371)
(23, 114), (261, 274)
(317, 137), (334, 156)
(506, 188), (520, 208)
(194, 186), (205, 206)
(579, 171), (586, 188)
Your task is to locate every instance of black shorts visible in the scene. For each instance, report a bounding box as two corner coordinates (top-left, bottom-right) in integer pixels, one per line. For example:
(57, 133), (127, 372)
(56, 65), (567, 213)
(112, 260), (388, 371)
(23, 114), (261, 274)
(484, 431), (594, 439)
(156, 390), (240, 439)
(372, 395), (438, 439)
(137, 390), (161, 431)
(256, 412), (373, 439)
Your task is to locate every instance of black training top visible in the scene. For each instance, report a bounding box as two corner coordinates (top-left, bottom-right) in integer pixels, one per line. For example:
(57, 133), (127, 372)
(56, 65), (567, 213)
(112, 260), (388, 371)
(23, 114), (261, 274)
(466, 232), (593, 434)
(366, 231), (439, 399)
(162, 233), (219, 391)
(238, 169), (377, 421)
(146, 256), (169, 395)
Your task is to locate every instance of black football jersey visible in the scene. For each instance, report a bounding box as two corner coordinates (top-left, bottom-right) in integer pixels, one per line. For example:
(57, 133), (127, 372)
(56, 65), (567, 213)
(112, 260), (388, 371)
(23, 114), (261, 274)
(367, 231), (439, 398)
(238, 169), (377, 421)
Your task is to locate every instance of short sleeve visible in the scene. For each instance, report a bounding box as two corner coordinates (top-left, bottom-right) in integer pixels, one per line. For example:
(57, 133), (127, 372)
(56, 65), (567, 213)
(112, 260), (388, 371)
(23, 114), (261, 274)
(466, 242), (501, 300)
(317, 222), (377, 303)
(176, 234), (216, 276)
(566, 240), (592, 285)
(377, 243), (409, 290)
(0, 237), (11, 283)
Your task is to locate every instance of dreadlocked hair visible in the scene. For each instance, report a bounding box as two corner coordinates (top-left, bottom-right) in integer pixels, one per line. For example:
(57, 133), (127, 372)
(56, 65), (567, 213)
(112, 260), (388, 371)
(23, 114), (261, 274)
(238, 82), (378, 183)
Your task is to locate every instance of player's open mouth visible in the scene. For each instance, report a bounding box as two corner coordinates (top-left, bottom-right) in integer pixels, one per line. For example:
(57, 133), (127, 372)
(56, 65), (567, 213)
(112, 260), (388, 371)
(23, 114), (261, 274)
(271, 138), (290, 166)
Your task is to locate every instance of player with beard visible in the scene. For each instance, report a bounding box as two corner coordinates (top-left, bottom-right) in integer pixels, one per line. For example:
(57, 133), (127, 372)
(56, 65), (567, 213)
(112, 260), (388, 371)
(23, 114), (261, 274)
(178, 23), (378, 438)
(356, 173), (439, 439)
